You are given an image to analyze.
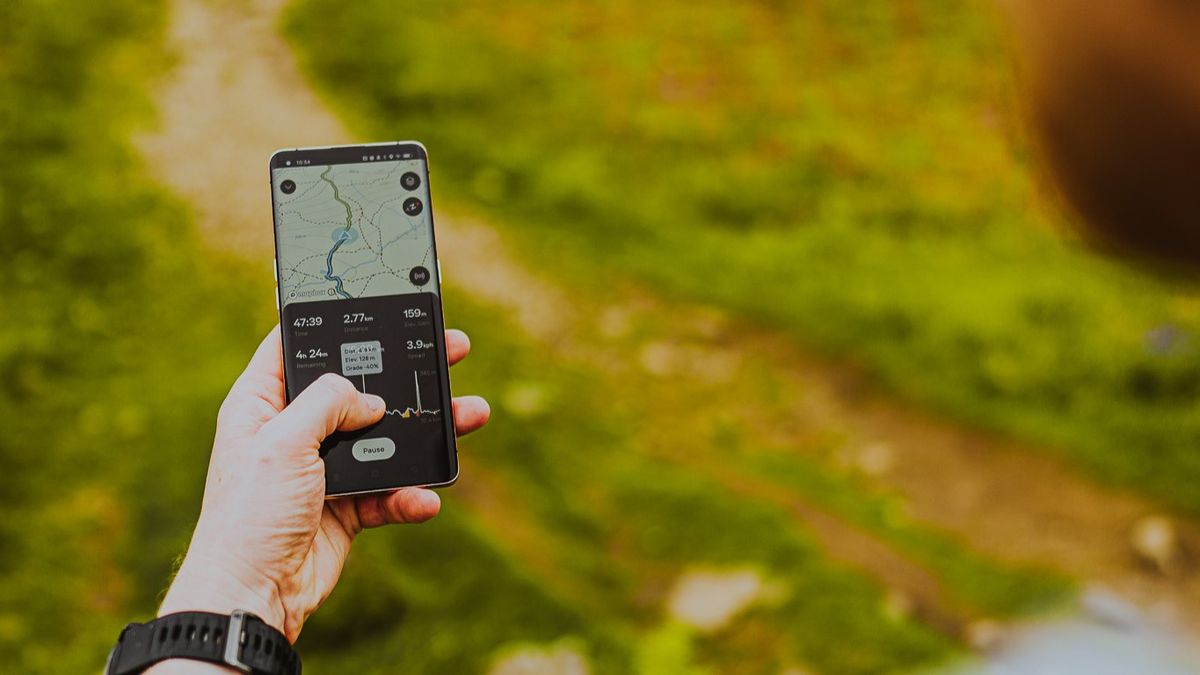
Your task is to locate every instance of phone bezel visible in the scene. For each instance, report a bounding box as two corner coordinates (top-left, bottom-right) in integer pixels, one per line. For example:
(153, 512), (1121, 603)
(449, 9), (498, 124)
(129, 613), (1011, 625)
(268, 141), (459, 496)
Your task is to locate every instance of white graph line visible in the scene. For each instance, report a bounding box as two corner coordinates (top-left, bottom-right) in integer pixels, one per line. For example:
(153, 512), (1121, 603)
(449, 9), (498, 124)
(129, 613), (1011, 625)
(384, 370), (441, 417)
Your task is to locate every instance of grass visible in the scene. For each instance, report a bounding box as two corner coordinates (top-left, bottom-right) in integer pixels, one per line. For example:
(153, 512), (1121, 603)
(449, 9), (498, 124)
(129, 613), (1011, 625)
(0, 0), (1131, 672)
(285, 0), (1200, 517)
(0, 1), (262, 669)
(302, 291), (982, 674)
(0, 2), (962, 671)
(399, 294), (967, 674)
(0, 2), (618, 672)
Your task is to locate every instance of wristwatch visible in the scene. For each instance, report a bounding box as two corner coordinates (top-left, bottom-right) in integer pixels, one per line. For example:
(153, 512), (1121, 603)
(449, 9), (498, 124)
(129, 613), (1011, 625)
(105, 610), (301, 674)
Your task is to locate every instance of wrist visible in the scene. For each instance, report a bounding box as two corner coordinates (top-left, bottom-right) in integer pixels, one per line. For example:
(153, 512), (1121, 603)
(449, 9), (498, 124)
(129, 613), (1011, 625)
(143, 658), (239, 674)
(159, 555), (287, 637)
(121, 608), (297, 675)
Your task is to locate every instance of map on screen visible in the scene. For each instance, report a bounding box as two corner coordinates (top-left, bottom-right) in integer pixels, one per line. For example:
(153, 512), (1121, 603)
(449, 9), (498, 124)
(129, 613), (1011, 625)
(273, 159), (435, 307)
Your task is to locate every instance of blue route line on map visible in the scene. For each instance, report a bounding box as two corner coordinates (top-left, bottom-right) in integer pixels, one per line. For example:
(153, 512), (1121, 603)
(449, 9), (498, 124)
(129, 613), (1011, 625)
(320, 166), (354, 299)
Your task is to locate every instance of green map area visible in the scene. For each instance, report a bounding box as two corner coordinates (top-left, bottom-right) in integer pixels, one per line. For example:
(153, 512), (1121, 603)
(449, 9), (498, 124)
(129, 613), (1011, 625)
(274, 159), (435, 307)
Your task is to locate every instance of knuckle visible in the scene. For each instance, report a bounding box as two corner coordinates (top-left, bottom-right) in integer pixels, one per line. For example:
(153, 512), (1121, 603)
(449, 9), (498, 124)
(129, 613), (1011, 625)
(215, 390), (243, 426)
(216, 396), (235, 424)
(254, 422), (287, 450)
(316, 372), (355, 399)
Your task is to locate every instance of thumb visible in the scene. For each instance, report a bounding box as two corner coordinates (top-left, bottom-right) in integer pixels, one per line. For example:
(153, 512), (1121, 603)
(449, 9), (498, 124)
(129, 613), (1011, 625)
(258, 373), (386, 455)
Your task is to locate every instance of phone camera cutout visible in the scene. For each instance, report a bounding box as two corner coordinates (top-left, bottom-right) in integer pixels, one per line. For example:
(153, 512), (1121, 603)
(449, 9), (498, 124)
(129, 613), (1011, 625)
(280, 179), (297, 194)
(403, 197), (423, 216)
(400, 172), (421, 191)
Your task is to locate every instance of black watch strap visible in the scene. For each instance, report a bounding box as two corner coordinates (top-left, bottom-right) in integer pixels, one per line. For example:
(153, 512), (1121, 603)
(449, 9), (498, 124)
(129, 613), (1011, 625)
(105, 610), (300, 674)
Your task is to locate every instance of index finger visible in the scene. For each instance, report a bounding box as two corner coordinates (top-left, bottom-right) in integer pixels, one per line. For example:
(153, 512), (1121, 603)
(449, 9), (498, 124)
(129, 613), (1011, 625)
(232, 325), (286, 404)
(215, 326), (286, 441)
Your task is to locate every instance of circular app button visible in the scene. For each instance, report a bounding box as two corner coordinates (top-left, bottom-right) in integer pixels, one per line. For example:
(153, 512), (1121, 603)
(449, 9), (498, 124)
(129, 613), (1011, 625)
(280, 179), (296, 194)
(403, 197), (423, 216)
(409, 266), (431, 286)
(400, 171), (421, 191)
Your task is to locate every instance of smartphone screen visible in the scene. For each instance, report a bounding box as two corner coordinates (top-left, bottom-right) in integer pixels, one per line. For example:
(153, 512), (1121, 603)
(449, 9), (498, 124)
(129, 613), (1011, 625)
(269, 142), (457, 496)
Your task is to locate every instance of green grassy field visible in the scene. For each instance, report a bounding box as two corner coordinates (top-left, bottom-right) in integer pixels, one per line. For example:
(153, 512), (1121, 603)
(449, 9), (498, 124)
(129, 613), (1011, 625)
(303, 294), (963, 674)
(0, 2), (621, 671)
(0, 2), (260, 669)
(285, 0), (1200, 517)
(4, 0), (1188, 673)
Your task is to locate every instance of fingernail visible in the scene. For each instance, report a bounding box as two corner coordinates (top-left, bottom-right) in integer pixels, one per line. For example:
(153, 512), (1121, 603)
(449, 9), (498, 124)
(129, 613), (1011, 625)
(419, 489), (441, 510)
(366, 394), (386, 412)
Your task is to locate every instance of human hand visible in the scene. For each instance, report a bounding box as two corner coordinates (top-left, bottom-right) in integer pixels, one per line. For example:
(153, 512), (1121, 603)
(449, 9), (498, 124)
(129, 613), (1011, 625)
(155, 326), (489, 646)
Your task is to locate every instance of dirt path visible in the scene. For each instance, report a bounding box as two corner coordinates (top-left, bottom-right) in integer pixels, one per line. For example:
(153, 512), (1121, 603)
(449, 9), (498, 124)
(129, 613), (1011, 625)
(139, 0), (1200, 641)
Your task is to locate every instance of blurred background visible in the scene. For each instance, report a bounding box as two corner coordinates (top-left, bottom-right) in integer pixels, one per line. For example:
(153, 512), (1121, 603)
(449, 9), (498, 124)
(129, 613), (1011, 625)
(3, 0), (1200, 672)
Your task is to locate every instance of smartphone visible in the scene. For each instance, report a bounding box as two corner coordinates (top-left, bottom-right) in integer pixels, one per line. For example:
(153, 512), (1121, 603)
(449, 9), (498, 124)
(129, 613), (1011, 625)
(269, 142), (457, 496)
